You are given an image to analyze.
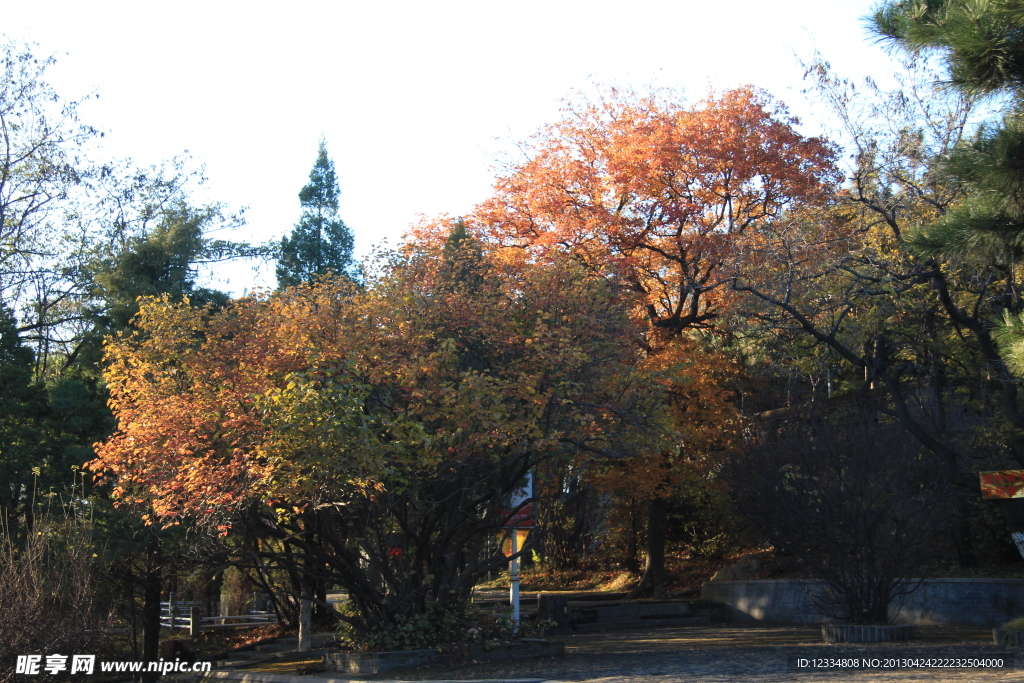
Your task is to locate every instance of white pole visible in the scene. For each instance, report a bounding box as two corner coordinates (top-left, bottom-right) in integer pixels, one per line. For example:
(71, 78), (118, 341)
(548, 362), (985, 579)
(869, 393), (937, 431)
(510, 530), (520, 633)
(298, 586), (312, 652)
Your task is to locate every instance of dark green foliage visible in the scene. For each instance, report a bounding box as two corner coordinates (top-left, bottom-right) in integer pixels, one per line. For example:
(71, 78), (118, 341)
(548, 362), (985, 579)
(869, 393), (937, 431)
(441, 218), (486, 292)
(907, 112), (1024, 262)
(46, 377), (115, 476)
(874, 0), (1024, 96)
(277, 141), (358, 288)
(71, 203), (231, 375)
(535, 468), (603, 570)
(0, 305), (110, 539)
(869, 1), (1024, 473)
(667, 473), (741, 560)
(0, 304), (49, 527)
(92, 203), (230, 328)
(875, 0), (1024, 263)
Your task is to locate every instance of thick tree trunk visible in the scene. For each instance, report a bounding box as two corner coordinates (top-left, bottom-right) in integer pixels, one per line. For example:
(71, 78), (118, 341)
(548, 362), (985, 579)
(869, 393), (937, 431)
(141, 562), (162, 683)
(629, 497), (668, 598)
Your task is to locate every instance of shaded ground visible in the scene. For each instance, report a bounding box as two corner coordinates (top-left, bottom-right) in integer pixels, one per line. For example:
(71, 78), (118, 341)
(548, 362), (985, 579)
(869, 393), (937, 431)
(238, 624), (1022, 682)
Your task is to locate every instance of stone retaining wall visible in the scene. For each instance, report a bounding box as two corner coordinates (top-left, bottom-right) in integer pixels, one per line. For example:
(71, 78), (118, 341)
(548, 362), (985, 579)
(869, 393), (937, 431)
(701, 579), (1024, 626)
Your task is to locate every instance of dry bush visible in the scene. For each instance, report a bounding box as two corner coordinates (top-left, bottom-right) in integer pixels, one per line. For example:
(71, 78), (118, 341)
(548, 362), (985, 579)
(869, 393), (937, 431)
(729, 407), (950, 624)
(0, 514), (102, 681)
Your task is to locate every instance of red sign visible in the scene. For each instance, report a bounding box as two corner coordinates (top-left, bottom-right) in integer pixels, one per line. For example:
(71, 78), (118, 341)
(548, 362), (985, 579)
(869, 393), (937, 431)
(980, 470), (1024, 499)
(501, 471), (534, 528)
(504, 503), (533, 529)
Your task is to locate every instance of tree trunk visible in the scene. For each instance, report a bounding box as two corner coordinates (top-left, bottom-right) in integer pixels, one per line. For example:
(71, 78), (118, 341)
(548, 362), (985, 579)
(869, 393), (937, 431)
(141, 561), (162, 683)
(629, 497), (668, 598)
(313, 577), (331, 624)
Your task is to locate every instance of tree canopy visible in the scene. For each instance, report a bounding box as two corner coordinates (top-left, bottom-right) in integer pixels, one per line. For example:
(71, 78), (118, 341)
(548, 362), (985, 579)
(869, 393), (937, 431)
(474, 85), (838, 595)
(90, 227), (668, 641)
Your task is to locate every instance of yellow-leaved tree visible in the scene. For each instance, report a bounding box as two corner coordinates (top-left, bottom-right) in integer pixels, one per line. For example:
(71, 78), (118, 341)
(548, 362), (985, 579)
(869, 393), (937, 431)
(91, 228), (669, 646)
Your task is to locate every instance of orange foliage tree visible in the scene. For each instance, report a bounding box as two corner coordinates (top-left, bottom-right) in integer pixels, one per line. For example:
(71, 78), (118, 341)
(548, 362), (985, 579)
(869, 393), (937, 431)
(90, 232), (668, 644)
(476, 86), (839, 594)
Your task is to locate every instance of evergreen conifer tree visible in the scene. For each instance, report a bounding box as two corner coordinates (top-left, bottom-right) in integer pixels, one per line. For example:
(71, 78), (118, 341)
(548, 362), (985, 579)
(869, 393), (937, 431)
(277, 140), (357, 288)
(874, 0), (1024, 369)
(875, 0), (1024, 262)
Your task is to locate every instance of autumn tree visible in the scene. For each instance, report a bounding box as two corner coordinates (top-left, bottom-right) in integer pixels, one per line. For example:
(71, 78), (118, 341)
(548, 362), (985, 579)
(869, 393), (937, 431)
(90, 228), (667, 645)
(277, 140), (358, 288)
(0, 41), (274, 667)
(68, 192), (265, 667)
(476, 86), (839, 594)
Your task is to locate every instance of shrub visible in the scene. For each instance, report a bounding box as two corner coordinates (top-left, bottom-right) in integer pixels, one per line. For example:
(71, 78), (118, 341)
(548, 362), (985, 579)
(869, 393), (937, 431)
(729, 406), (950, 624)
(0, 514), (103, 682)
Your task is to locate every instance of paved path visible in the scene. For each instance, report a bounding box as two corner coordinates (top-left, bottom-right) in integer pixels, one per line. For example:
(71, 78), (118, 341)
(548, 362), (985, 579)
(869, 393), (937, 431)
(352, 625), (1023, 683)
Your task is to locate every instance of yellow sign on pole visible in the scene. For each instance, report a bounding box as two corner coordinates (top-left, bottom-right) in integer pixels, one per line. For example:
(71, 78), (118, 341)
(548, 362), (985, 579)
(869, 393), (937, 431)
(500, 529), (530, 557)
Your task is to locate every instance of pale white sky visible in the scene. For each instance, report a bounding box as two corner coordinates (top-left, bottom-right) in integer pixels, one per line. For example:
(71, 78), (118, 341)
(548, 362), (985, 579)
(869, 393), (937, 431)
(5, 0), (901, 293)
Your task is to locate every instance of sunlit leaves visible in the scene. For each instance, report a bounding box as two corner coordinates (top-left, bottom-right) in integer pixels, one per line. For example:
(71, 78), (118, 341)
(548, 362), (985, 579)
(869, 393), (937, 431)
(477, 86), (840, 334)
(89, 237), (668, 529)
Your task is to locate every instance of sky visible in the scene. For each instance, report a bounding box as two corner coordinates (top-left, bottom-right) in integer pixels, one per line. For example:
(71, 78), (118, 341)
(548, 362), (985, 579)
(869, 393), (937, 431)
(4, 0), (905, 294)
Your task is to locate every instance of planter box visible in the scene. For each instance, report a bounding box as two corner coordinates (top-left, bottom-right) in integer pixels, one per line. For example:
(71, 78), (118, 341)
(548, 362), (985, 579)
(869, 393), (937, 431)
(993, 629), (1024, 646)
(821, 624), (915, 643)
(324, 639), (564, 674)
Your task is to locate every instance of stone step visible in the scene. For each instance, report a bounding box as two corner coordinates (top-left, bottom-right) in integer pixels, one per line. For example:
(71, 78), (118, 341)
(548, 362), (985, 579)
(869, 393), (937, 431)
(214, 656), (260, 666)
(472, 591), (630, 607)
(219, 652), (262, 660)
(254, 643), (294, 652)
(574, 615), (711, 632)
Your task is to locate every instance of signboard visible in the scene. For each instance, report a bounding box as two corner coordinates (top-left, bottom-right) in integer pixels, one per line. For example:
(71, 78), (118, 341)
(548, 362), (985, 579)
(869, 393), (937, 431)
(502, 471), (534, 529)
(500, 529), (530, 557)
(980, 470), (1024, 499)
